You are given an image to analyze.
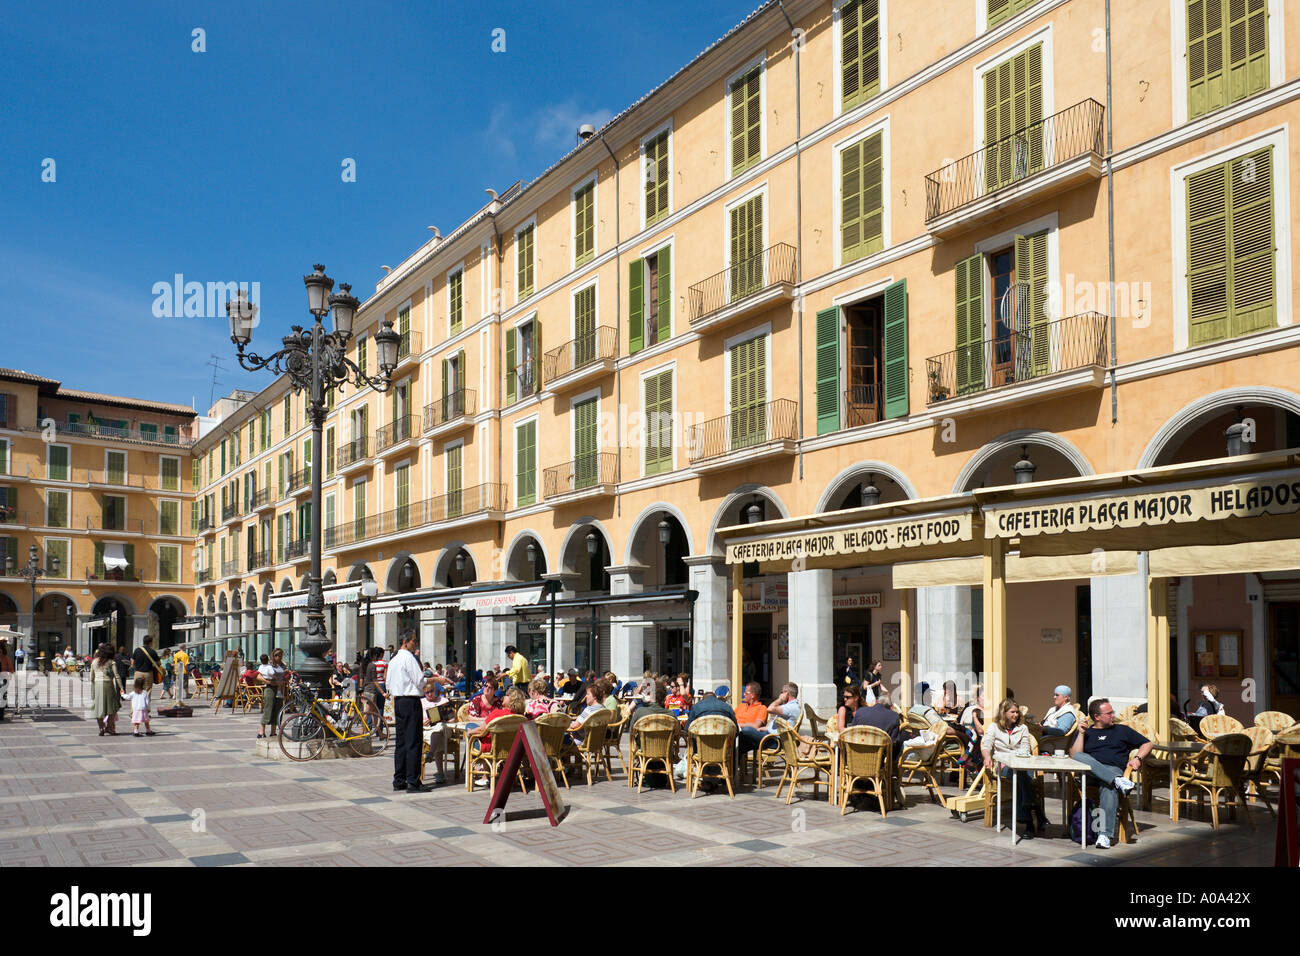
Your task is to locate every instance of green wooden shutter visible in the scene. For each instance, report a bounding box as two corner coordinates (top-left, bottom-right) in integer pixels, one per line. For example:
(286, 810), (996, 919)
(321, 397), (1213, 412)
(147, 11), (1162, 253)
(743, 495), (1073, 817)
(656, 246), (672, 342)
(645, 370), (674, 475)
(1014, 231), (1051, 375)
(730, 65), (762, 175)
(645, 131), (670, 225)
(984, 45), (1043, 190)
(1188, 0), (1227, 118)
(988, 0), (1013, 27)
(161, 500), (178, 536)
(729, 195), (764, 300)
(161, 546), (178, 583)
(124, 544), (135, 578)
(516, 421), (536, 506)
(629, 259), (645, 354)
(49, 445), (68, 481)
(841, 131), (883, 264)
(955, 254), (986, 394)
(505, 327), (517, 404)
(729, 335), (767, 449)
(533, 320), (542, 391)
(94, 542), (105, 577)
(450, 269), (463, 334)
(107, 451), (125, 485)
(1227, 147), (1275, 338)
(574, 397), (599, 489)
(446, 445), (462, 517)
(815, 306), (841, 435)
(395, 465), (410, 529)
(841, 0), (881, 112)
(1227, 0), (1269, 105)
(517, 225), (535, 299)
(575, 182), (595, 266)
(574, 285), (596, 367)
(883, 280), (909, 419)
(1186, 159), (1231, 345)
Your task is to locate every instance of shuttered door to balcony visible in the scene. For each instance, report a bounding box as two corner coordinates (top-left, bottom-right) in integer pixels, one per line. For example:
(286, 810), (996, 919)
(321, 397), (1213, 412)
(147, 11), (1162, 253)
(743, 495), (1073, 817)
(656, 246), (672, 342)
(516, 420), (536, 506)
(447, 445), (463, 518)
(395, 465), (410, 530)
(161, 457), (179, 491)
(983, 44), (1043, 191)
(49, 445), (68, 481)
(450, 269), (464, 334)
(628, 259), (644, 354)
(574, 397), (598, 489)
(882, 279), (909, 419)
(644, 369), (674, 475)
(574, 182), (595, 267)
(354, 482), (366, 539)
(1187, 147), (1275, 345)
(729, 195), (764, 300)
(1189, 0), (1268, 118)
(107, 451), (126, 485)
(506, 327), (517, 403)
(517, 225), (535, 299)
(574, 284), (596, 368)
(1014, 231), (1051, 376)
(954, 254), (986, 394)
(815, 307), (840, 434)
(841, 131), (884, 265)
(644, 132), (670, 226)
(841, 0), (881, 112)
(729, 334), (767, 450)
(1227, 0), (1269, 105)
(730, 64), (762, 175)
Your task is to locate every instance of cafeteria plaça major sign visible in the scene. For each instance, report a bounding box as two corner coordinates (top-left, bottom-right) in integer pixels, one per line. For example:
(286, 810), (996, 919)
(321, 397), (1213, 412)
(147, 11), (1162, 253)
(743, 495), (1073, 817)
(725, 513), (972, 564)
(984, 474), (1300, 539)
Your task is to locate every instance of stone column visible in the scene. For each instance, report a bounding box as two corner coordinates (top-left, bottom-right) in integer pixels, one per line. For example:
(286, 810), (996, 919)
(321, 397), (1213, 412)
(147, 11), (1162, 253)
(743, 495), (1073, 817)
(607, 565), (647, 683)
(1090, 567), (1148, 707)
(541, 573), (580, 676)
(787, 568), (835, 714)
(685, 556), (728, 693)
(16, 612), (34, 662)
(916, 585), (975, 695)
(335, 603), (359, 666)
(423, 615), (447, 667)
(74, 614), (94, 656)
(370, 612), (398, 653)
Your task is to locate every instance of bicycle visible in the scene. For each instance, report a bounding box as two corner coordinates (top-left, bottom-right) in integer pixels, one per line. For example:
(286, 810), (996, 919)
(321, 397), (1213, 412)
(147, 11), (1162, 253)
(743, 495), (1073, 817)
(278, 683), (390, 761)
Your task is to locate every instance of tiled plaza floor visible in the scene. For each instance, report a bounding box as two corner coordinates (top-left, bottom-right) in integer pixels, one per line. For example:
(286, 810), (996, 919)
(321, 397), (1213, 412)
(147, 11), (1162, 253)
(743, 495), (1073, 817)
(0, 675), (1275, 867)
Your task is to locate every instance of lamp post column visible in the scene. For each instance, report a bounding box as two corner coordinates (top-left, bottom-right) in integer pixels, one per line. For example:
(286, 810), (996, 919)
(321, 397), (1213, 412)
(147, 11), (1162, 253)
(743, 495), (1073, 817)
(300, 319), (330, 696)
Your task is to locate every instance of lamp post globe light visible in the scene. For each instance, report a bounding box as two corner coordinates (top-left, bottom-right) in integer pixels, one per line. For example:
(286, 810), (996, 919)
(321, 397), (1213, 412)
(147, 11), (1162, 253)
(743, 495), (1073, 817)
(7, 544), (58, 663)
(227, 265), (400, 695)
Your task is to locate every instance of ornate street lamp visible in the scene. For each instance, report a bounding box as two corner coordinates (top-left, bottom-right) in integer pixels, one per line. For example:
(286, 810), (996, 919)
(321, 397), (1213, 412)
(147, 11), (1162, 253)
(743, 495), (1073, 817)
(860, 474), (881, 507)
(7, 545), (58, 661)
(227, 266), (398, 695)
(1013, 445), (1037, 484)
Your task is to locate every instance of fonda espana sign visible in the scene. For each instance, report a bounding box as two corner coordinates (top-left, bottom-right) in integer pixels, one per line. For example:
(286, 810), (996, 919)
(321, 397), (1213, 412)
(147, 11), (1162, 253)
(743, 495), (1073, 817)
(983, 474), (1300, 539)
(725, 512), (973, 565)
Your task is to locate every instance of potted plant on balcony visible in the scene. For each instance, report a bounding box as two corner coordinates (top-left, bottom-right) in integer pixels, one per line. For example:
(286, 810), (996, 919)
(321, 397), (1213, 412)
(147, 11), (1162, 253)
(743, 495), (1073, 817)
(927, 366), (950, 403)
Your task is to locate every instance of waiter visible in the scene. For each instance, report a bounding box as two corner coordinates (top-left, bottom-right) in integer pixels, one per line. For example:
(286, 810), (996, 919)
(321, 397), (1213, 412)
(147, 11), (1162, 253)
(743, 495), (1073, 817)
(387, 630), (430, 793)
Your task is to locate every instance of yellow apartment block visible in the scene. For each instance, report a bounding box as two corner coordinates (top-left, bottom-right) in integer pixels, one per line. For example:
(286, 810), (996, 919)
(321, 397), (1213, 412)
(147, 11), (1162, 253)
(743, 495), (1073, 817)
(7, 0), (1300, 726)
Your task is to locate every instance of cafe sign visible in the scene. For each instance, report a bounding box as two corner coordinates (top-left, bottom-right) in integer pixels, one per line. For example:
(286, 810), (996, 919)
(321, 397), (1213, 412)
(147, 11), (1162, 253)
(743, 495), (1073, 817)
(725, 513), (972, 565)
(984, 475), (1300, 539)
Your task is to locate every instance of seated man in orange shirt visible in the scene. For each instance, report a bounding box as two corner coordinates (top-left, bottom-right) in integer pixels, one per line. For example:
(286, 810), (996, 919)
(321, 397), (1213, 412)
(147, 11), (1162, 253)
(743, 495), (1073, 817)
(734, 682), (778, 764)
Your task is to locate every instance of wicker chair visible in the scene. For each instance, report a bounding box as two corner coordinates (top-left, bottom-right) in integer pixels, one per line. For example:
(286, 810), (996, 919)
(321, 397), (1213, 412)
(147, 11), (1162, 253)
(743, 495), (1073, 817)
(534, 713), (572, 790)
(629, 714), (679, 793)
(561, 708), (613, 786)
(896, 720), (950, 808)
(1254, 711), (1299, 734)
(1240, 726), (1276, 812)
(802, 703), (831, 741)
(836, 725), (893, 816)
(756, 717), (795, 789)
(1170, 716), (1197, 739)
(1172, 732), (1253, 828)
(1116, 703), (1140, 724)
(1198, 713), (1245, 739)
(685, 715), (736, 798)
(455, 702), (474, 723)
(603, 705), (631, 780)
(465, 714), (528, 794)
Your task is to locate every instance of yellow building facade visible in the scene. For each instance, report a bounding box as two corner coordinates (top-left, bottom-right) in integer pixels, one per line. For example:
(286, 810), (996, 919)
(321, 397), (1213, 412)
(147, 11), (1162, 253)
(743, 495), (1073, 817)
(25, 0), (1295, 721)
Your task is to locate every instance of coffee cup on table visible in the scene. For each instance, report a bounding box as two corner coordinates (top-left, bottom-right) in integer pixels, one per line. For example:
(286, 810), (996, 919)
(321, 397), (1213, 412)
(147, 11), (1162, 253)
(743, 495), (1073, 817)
(1054, 749), (1065, 757)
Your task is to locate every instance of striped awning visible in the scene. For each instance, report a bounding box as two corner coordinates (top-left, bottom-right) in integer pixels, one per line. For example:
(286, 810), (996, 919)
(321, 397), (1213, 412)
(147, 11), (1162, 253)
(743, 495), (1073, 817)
(266, 583), (363, 611)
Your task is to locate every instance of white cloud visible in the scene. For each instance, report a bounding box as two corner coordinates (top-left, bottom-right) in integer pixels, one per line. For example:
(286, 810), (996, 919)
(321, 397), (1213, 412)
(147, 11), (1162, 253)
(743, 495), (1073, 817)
(483, 99), (615, 161)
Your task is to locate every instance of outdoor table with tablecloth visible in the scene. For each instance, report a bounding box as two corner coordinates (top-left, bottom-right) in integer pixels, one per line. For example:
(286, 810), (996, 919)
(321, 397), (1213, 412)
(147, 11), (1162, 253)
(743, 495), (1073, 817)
(993, 752), (1090, 848)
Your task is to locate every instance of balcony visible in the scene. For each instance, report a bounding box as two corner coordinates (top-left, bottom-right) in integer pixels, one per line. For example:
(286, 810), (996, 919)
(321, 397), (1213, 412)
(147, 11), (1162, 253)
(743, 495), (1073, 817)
(285, 539), (311, 562)
(925, 311), (1109, 412)
(923, 99), (1105, 237)
(687, 243), (796, 334)
(375, 416), (420, 457)
(542, 452), (618, 504)
(542, 327), (618, 393)
(195, 568), (212, 584)
(198, 515), (215, 533)
(252, 488), (274, 513)
(87, 567), (142, 583)
(247, 549), (271, 571)
(222, 503), (241, 525)
(423, 389), (476, 438)
(29, 420), (195, 448)
(217, 558), (238, 578)
(395, 329), (422, 370)
(844, 383), (883, 429)
(0, 507), (27, 527)
(336, 436), (370, 474)
(326, 482), (506, 550)
(289, 468), (313, 498)
(86, 516), (145, 535)
(686, 398), (798, 473)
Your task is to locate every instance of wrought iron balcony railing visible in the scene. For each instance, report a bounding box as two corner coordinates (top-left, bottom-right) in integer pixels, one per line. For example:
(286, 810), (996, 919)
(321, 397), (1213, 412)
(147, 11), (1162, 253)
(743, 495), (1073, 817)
(397, 329), (422, 362)
(376, 415), (419, 451)
(87, 516), (145, 534)
(222, 503), (240, 522)
(324, 482), (506, 549)
(924, 99), (1105, 221)
(248, 549), (271, 570)
(925, 311), (1109, 405)
(688, 243), (796, 325)
(87, 566), (142, 582)
(423, 389), (476, 430)
(27, 420), (195, 447)
(337, 436), (369, 470)
(542, 452), (619, 499)
(198, 515), (215, 532)
(287, 468), (311, 494)
(686, 398), (798, 464)
(542, 327), (618, 382)
(251, 488), (271, 509)
(195, 568), (212, 584)
(221, 559), (240, 578)
(285, 539), (311, 561)
(0, 506), (26, 526)
(845, 383), (882, 429)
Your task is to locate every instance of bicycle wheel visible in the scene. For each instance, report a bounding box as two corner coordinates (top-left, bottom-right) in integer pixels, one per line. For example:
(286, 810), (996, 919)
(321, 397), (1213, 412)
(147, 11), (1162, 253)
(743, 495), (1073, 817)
(345, 711), (390, 757)
(279, 710), (326, 761)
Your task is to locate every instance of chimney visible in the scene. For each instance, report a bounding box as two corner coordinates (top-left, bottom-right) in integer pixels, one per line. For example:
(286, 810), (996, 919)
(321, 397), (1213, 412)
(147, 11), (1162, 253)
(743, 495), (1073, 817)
(577, 124), (596, 145)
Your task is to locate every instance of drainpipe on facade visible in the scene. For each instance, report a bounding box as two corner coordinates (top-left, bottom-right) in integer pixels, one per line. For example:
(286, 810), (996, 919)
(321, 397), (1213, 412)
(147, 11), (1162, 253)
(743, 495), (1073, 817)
(489, 204), (503, 526)
(600, 132), (622, 516)
(1105, 0), (1118, 425)
(778, 0), (805, 480)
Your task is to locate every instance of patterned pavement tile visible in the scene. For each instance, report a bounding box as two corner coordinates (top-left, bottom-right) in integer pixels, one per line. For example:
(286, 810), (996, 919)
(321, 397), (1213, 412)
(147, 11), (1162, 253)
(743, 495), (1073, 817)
(205, 813), (323, 851)
(0, 800), (44, 829)
(162, 783), (335, 813)
(0, 834), (67, 867)
(52, 824), (183, 865)
(38, 793), (139, 826)
(133, 766), (280, 787)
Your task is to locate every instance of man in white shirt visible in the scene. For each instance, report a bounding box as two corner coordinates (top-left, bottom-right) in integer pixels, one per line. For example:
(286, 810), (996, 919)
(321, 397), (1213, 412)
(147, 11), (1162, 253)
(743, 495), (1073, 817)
(387, 631), (430, 793)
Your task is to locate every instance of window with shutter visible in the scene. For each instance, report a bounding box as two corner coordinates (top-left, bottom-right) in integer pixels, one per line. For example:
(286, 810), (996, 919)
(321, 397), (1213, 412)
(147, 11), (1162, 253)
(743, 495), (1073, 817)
(988, 0), (1038, 30)
(1186, 147), (1275, 345)
(160, 545), (179, 583)
(815, 307), (841, 435)
(45, 539), (68, 578)
(325, 427), (335, 477)
(1013, 231), (1051, 375)
(162, 457), (179, 491)
(983, 44), (1044, 191)
(574, 181), (595, 266)
(354, 481), (367, 539)
(506, 326), (518, 403)
(882, 280), (909, 420)
(644, 369), (674, 475)
(516, 420), (537, 507)
(954, 254), (986, 395)
(516, 224), (535, 300)
(574, 397), (599, 489)
(644, 130), (671, 225)
(356, 335), (368, 377)
(729, 334), (768, 450)
(161, 500), (179, 536)
(628, 259), (644, 354)
(449, 269), (464, 334)
(729, 195), (765, 300)
(446, 445), (463, 518)
(1189, 0), (1268, 118)
(106, 451), (126, 485)
(49, 445), (69, 481)
(729, 64), (762, 175)
(395, 465), (410, 530)
(574, 285), (596, 368)
(841, 131), (884, 264)
(47, 490), (69, 528)
(0, 536), (17, 571)
(840, 0), (881, 111)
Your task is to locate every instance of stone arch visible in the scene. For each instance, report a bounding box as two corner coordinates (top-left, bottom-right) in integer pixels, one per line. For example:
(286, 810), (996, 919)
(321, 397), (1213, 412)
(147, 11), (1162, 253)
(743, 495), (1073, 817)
(815, 461), (919, 513)
(624, 504), (693, 588)
(433, 542), (479, 588)
(1138, 386), (1300, 468)
(29, 589), (83, 616)
(384, 551), (423, 593)
(322, 569), (336, 587)
(218, 592), (228, 613)
(558, 519), (614, 577)
(706, 485), (792, 559)
(244, 586), (258, 609)
(950, 429), (1094, 493)
(279, 578), (294, 593)
(622, 502), (697, 566)
(345, 561), (372, 583)
(503, 530), (550, 582)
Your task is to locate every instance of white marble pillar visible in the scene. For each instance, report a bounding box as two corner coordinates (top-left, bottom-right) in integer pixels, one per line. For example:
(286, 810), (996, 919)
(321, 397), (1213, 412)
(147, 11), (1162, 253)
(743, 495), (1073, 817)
(336, 604), (359, 666)
(608, 565), (647, 684)
(1090, 567), (1149, 707)
(916, 585), (975, 695)
(74, 614), (94, 655)
(788, 568), (835, 714)
(16, 612), (35, 660)
(423, 615), (447, 667)
(371, 613), (398, 653)
(685, 556), (728, 692)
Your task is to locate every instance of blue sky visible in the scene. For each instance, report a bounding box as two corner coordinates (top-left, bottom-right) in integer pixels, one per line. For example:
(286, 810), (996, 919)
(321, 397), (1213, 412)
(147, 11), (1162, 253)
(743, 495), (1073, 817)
(0, 0), (757, 408)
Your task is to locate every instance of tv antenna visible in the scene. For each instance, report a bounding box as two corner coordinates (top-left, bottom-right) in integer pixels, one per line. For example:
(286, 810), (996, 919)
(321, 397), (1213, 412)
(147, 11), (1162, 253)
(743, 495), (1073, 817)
(206, 354), (225, 407)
